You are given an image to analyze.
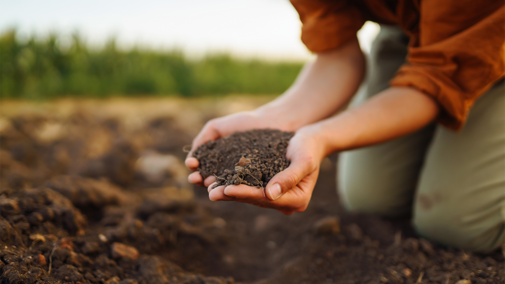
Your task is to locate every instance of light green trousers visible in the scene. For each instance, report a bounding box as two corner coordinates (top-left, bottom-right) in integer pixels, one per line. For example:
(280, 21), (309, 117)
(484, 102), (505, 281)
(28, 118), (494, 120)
(338, 26), (505, 252)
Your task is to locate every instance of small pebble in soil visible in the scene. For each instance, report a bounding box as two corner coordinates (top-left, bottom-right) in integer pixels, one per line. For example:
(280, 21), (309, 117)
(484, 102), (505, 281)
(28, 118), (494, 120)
(347, 223), (364, 241)
(193, 129), (294, 188)
(29, 233), (46, 243)
(266, 240), (277, 249)
(419, 238), (435, 255)
(111, 242), (139, 260)
(402, 268), (412, 277)
(38, 254), (47, 266)
(99, 234), (108, 243)
(314, 216), (340, 235)
(213, 218), (227, 229)
(105, 276), (121, 284)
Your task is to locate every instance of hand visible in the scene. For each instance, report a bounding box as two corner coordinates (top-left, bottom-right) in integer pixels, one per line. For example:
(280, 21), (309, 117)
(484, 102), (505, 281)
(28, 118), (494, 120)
(185, 110), (288, 187)
(186, 40), (365, 189)
(207, 126), (326, 215)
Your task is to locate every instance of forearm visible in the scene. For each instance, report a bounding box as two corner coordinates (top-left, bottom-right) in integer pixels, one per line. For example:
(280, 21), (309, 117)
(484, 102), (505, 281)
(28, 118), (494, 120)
(310, 86), (439, 157)
(256, 39), (366, 131)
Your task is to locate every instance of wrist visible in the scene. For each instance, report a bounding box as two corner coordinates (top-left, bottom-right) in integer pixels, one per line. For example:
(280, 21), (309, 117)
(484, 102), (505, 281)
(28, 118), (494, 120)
(254, 102), (304, 131)
(297, 123), (332, 161)
(303, 114), (354, 158)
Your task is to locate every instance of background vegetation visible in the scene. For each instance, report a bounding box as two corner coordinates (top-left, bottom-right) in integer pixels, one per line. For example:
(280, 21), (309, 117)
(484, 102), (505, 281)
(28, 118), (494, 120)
(0, 29), (305, 99)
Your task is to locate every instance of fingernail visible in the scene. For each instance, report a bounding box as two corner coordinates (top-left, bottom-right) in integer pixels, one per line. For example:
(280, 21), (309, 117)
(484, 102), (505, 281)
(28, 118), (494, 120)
(223, 187), (231, 196)
(268, 183), (282, 200)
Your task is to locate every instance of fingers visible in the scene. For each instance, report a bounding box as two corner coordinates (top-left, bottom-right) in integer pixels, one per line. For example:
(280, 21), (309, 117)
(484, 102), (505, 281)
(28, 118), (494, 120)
(191, 121), (221, 152)
(185, 157), (199, 171)
(223, 184), (265, 199)
(185, 120), (220, 175)
(280, 209), (295, 215)
(188, 172), (203, 186)
(186, 120), (219, 181)
(204, 176), (216, 187)
(265, 155), (316, 201)
(210, 183), (309, 214)
(208, 182), (218, 193)
(222, 185), (303, 214)
(208, 184), (234, 201)
(186, 120), (222, 189)
(222, 185), (300, 212)
(188, 172), (216, 187)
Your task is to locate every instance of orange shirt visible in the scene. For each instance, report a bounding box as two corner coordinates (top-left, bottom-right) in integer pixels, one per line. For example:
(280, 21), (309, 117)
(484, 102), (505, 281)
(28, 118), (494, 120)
(290, 0), (505, 130)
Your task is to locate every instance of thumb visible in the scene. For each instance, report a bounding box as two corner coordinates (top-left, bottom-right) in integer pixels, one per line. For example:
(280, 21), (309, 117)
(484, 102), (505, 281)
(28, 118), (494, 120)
(192, 124), (220, 152)
(265, 156), (315, 201)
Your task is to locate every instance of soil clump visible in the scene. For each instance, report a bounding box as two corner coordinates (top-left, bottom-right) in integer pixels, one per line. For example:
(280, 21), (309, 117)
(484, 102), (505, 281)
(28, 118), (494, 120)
(193, 129), (294, 188)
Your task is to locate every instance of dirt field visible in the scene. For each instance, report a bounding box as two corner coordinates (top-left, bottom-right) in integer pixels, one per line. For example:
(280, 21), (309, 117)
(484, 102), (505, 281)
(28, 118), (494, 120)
(0, 97), (503, 284)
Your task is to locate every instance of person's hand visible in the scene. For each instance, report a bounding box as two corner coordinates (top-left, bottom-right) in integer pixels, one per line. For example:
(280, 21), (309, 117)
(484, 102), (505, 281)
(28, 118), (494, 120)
(207, 125), (326, 215)
(185, 110), (288, 187)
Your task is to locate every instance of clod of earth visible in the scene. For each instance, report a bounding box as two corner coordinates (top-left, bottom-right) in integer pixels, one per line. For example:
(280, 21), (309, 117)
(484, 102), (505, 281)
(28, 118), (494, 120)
(193, 129), (294, 188)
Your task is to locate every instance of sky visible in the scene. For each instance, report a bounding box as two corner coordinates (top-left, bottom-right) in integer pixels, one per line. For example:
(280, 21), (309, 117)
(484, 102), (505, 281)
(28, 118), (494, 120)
(1, 0), (380, 60)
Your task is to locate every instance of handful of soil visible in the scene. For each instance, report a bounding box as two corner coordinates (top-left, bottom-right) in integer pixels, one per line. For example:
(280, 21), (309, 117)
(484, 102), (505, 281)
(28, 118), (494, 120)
(193, 129), (294, 188)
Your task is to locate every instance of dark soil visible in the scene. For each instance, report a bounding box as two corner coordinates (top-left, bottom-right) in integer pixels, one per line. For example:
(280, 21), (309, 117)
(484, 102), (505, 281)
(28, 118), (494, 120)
(0, 103), (503, 284)
(193, 129), (294, 188)
(0, 112), (233, 284)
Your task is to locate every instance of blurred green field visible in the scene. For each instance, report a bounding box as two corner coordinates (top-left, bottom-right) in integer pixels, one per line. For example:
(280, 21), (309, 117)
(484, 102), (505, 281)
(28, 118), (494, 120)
(0, 29), (305, 99)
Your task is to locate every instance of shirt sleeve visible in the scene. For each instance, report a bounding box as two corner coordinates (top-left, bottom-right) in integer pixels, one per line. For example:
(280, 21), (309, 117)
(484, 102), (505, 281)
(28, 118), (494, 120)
(290, 0), (366, 52)
(390, 1), (505, 130)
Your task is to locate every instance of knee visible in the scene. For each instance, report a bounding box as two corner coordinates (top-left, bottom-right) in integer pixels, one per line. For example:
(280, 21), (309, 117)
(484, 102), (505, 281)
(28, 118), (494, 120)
(337, 152), (417, 217)
(413, 206), (505, 253)
(338, 177), (410, 217)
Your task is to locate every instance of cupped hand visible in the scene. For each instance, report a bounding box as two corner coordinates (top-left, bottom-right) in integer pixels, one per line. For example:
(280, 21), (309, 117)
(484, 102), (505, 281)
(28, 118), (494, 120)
(207, 126), (326, 215)
(185, 110), (280, 187)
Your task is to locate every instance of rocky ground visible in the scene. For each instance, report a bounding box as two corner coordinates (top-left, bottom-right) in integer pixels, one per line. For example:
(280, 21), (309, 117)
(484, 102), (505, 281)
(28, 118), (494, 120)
(0, 97), (503, 284)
